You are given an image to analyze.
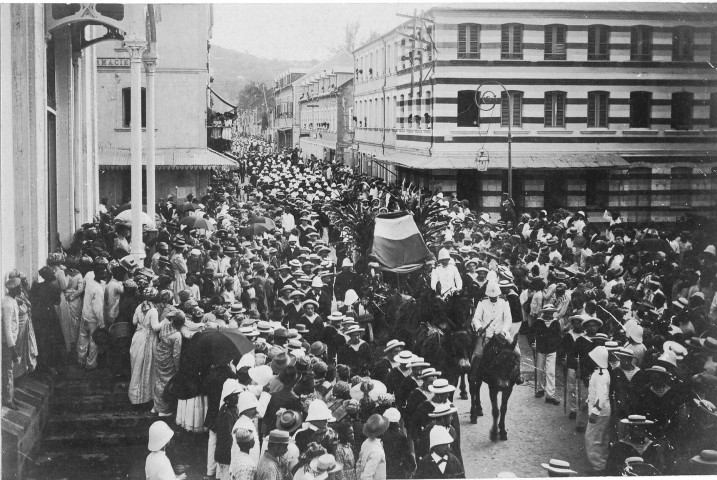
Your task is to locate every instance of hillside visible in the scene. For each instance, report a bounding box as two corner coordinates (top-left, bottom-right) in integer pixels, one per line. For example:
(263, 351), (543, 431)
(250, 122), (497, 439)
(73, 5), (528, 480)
(209, 44), (319, 109)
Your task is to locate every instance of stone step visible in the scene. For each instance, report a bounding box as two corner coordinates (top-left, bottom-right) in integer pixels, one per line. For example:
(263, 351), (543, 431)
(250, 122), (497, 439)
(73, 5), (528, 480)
(50, 393), (134, 414)
(42, 425), (151, 450)
(24, 444), (144, 480)
(53, 378), (129, 397)
(46, 410), (156, 434)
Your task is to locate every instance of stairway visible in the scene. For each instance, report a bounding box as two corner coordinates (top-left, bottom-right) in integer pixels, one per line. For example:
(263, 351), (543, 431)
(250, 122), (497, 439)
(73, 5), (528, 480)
(25, 365), (211, 480)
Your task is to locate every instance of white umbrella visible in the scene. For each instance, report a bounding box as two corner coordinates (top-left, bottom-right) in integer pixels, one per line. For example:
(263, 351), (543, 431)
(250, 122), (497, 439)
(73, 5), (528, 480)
(114, 209), (155, 227)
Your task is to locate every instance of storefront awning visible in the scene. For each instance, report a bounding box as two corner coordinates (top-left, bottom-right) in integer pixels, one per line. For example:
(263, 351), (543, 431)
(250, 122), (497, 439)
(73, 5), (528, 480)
(374, 151), (629, 170)
(99, 147), (239, 170)
(276, 126), (293, 132)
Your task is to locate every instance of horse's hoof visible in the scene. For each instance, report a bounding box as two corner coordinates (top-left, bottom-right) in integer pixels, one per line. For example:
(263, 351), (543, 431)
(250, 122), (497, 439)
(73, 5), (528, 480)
(470, 417), (477, 424)
(476, 410), (483, 417)
(499, 431), (508, 441)
(460, 393), (468, 400)
(489, 428), (498, 442)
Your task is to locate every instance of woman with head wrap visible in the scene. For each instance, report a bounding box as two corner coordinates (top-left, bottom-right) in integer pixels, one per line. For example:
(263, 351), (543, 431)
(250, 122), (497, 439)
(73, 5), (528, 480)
(152, 310), (185, 416)
(129, 287), (162, 406)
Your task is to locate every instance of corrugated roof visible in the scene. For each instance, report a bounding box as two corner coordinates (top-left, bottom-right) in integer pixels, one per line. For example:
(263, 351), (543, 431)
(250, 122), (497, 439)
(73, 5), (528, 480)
(426, 2), (717, 15)
(99, 147), (239, 170)
(374, 151), (629, 170)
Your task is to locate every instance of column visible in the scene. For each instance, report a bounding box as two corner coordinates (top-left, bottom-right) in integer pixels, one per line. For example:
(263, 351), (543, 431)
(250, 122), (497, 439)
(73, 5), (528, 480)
(144, 54), (157, 226)
(124, 39), (147, 261)
(73, 51), (84, 231)
(0, 3), (16, 281)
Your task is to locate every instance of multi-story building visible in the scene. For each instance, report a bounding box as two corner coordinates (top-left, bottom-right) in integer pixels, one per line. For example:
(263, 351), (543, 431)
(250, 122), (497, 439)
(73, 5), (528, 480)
(296, 52), (354, 162)
(352, 4), (717, 223)
(274, 69), (307, 149)
(96, 4), (237, 207)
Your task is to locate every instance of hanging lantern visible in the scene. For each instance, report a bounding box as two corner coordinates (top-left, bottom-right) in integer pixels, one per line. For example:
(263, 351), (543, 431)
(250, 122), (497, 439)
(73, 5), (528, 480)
(474, 149), (489, 172)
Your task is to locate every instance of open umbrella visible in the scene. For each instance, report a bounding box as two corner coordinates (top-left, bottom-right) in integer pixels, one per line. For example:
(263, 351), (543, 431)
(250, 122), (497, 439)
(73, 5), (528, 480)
(240, 216), (276, 237)
(113, 209), (155, 227)
(180, 215), (214, 231)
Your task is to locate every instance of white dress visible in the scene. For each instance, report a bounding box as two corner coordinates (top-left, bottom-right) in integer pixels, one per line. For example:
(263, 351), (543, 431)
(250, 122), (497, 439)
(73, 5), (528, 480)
(128, 303), (160, 404)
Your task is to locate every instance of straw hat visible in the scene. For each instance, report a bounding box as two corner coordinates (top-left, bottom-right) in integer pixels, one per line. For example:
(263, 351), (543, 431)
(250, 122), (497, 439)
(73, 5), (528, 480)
(541, 459), (577, 475)
(429, 378), (456, 394)
(362, 414), (390, 438)
(394, 351), (415, 365)
(428, 402), (457, 418)
(310, 453), (343, 474)
(383, 339), (405, 353)
(692, 450), (717, 465)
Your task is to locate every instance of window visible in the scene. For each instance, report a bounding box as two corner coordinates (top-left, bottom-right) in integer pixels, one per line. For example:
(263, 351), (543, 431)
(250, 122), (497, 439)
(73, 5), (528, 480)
(122, 87), (146, 128)
(400, 39), (406, 70)
(671, 167), (692, 208)
(710, 93), (717, 128)
(544, 91), (566, 127)
(712, 29), (717, 64)
(672, 26), (694, 61)
(588, 25), (610, 60)
(587, 91), (609, 128)
(544, 25), (566, 60)
(500, 91), (522, 127)
(629, 91), (652, 128)
(501, 24), (523, 59)
(457, 90), (480, 127)
(630, 25), (652, 61)
(399, 95), (405, 127)
(427, 26), (433, 62)
(671, 91), (694, 130)
(458, 23), (480, 59)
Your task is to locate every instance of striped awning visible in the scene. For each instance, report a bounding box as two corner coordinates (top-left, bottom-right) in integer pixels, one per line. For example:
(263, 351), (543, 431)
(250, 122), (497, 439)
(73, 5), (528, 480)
(374, 151), (629, 170)
(99, 147), (239, 170)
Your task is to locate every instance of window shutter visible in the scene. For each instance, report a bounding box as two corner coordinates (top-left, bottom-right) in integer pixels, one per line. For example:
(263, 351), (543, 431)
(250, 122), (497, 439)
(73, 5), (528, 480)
(556, 92), (566, 127)
(643, 27), (652, 57)
(630, 26), (638, 58)
(544, 92), (553, 127)
(513, 25), (522, 55)
(469, 25), (479, 57)
(513, 92), (522, 127)
(672, 29), (680, 60)
(587, 93), (596, 127)
(458, 24), (467, 58)
(556, 26), (566, 57)
(599, 93), (608, 127)
(501, 92), (509, 127)
(588, 26), (596, 57)
(501, 25), (510, 56)
(545, 27), (553, 56)
(711, 93), (717, 128)
(599, 27), (609, 56)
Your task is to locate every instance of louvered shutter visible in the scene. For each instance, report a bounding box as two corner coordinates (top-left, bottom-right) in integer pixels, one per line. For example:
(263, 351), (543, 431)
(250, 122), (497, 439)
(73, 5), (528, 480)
(501, 25), (510, 57)
(630, 26), (638, 59)
(599, 93), (608, 127)
(513, 25), (522, 56)
(599, 27), (609, 57)
(587, 93), (597, 127)
(555, 26), (566, 58)
(545, 27), (553, 56)
(458, 25), (467, 58)
(501, 92), (509, 127)
(513, 92), (522, 127)
(469, 25), (479, 57)
(556, 92), (566, 127)
(672, 29), (680, 60)
(544, 92), (553, 127)
(588, 26), (596, 58)
(643, 27), (652, 58)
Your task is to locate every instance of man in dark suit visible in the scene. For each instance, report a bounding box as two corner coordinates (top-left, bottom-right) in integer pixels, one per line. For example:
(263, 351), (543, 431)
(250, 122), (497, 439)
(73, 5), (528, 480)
(414, 425), (465, 479)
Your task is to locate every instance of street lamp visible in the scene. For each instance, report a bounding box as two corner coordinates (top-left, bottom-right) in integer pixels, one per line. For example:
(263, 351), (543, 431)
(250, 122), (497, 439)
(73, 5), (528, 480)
(475, 81), (513, 196)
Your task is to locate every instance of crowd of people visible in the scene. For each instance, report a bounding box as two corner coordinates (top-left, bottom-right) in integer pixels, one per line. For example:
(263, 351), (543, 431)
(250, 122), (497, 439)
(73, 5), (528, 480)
(3, 133), (717, 480)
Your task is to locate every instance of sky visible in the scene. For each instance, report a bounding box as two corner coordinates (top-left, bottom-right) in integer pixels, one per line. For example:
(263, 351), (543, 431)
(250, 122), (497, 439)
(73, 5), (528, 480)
(211, 2), (425, 62)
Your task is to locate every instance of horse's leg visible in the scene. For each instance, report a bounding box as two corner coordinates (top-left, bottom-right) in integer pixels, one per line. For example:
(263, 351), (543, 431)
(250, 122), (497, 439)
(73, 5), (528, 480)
(499, 386), (513, 441)
(459, 374), (468, 400)
(469, 359), (483, 422)
(489, 385), (499, 442)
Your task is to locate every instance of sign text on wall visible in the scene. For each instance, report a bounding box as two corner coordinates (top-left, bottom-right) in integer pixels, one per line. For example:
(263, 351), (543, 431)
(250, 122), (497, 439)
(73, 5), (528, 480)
(97, 57), (130, 67)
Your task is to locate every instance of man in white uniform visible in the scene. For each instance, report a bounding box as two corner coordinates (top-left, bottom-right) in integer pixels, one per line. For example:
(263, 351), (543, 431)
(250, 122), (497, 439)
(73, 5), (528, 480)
(431, 249), (463, 298)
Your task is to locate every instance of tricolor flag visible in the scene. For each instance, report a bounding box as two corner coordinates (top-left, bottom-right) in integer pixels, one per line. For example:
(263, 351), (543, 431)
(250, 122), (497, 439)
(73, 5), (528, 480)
(371, 212), (431, 273)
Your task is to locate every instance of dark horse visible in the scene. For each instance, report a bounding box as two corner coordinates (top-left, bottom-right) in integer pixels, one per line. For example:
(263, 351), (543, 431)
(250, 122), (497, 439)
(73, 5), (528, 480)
(412, 290), (474, 399)
(469, 334), (521, 441)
